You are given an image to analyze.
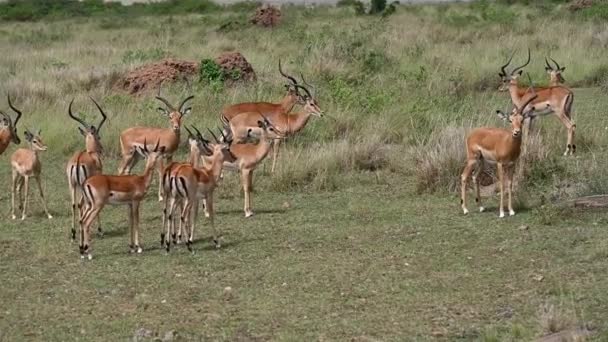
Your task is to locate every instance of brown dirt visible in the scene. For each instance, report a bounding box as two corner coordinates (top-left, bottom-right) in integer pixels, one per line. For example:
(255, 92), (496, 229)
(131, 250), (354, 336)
(568, 0), (593, 11)
(115, 58), (198, 95)
(215, 52), (256, 84)
(250, 4), (282, 28)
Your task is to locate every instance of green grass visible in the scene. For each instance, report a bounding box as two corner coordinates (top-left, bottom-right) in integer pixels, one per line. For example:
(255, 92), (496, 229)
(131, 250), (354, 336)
(1, 1), (608, 340)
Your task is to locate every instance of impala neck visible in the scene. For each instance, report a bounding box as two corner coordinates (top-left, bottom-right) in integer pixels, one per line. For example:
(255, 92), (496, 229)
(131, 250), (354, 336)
(508, 80), (526, 107)
(188, 146), (201, 168)
(285, 111), (313, 135)
(142, 159), (158, 191)
(0, 129), (10, 154)
(204, 153), (224, 182)
(254, 132), (274, 162)
(279, 94), (298, 114)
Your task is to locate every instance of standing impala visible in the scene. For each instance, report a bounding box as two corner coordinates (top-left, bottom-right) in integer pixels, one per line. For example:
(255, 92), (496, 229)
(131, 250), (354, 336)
(0, 95), (23, 155)
(66, 98), (107, 240)
(228, 83), (323, 172)
(544, 57), (566, 86)
(498, 49), (575, 155)
(117, 92), (193, 201)
(223, 117), (285, 217)
(461, 91), (538, 218)
(164, 129), (234, 252)
(11, 129), (52, 220)
(79, 140), (165, 259)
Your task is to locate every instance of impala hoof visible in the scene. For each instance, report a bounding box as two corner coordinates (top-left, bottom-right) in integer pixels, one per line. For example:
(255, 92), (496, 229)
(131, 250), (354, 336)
(47, 214), (53, 219)
(509, 210), (516, 216)
(245, 211), (254, 218)
(21, 215), (26, 221)
(479, 207), (485, 212)
(499, 212), (505, 218)
(462, 208), (469, 215)
(11, 215), (16, 220)
(87, 254), (93, 260)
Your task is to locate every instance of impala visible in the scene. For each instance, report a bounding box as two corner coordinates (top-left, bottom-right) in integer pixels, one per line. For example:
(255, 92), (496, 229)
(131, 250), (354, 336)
(545, 57), (566, 86)
(79, 140), (165, 259)
(223, 117), (285, 217)
(66, 98), (107, 240)
(0, 95), (22, 155)
(117, 90), (193, 200)
(228, 82), (323, 173)
(498, 49), (575, 155)
(461, 91), (538, 218)
(160, 126), (215, 246)
(11, 129), (52, 220)
(164, 129), (234, 252)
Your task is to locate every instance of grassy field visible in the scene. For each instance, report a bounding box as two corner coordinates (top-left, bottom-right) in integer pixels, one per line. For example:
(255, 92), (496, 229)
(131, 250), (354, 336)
(1, 1), (608, 340)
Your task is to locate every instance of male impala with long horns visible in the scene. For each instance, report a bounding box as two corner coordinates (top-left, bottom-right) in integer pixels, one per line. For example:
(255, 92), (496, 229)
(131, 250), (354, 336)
(498, 49), (575, 156)
(0, 95), (23, 155)
(117, 88), (193, 201)
(66, 97), (107, 240)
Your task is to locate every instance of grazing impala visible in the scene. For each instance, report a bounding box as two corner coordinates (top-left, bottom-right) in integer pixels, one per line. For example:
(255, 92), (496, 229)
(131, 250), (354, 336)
(498, 49), (575, 155)
(66, 98), (107, 240)
(223, 117), (285, 217)
(11, 129), (52, 220)
(0, 95), (23, 155)
(117, 90), (193, 200)
(461, 91), (538, 218)
(79, 140), (165, 259)
(164, 129), (234, 252)
(545, 57), (566, 86)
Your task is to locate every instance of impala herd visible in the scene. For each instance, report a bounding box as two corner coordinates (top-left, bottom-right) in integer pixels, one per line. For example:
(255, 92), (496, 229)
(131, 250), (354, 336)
(0, 53), (578, 259)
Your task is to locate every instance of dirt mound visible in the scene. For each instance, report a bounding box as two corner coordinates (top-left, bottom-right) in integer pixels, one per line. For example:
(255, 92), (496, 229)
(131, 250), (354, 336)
(215, 52), (256, 84)
(116, 58), (198, 95)
(568, 0), (593, 11)
(250, 4), (282, 28)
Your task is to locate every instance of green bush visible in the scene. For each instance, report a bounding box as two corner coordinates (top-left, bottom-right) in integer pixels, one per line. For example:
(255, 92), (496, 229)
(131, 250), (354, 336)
(370, 0), (387, 14)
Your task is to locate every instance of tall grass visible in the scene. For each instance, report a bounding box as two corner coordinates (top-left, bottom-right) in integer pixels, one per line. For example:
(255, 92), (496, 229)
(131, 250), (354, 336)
(0, 1), (607, 200)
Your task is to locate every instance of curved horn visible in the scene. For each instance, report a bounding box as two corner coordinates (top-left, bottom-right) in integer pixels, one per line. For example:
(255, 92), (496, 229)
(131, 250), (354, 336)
(7, 94), (22, 127)
(300, 73), (316, 97)
(500, 51), (515, 76)
(154, 138), (161, 152)
(207, 128), (220, 143)
(0, 110), (10, 122)
(142, 137), (148, 153)
(294, 84), (312, 98)
(155, 96), (175, 111)
(89, 97), (107, 132)
(545, 57), (553, 70)
(549, 57), (562, 71)
(192, 125), (207, 143)
(278, 59), (298, 85)
(178, 95), (194, 114)
(68, 99), (89, 128)
(511, 48), (531, 75)
(217, 126), (228, 142)
(184, 126), (195, 139)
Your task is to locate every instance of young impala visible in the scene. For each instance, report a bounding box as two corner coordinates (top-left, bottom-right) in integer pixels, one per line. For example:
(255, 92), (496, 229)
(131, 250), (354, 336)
(461, 91), (538, 218)
(164, 129), (234, 252)
(79, 140), (165, 259)
(545, 57), (566, 86)
(498, 49), (575, 155)
(66, 98), (107, 240)
(0, 95), (22, 155)
(118, 89), (193, 200)
(11, 129), (52, 220)
(223, 117), (285, 217)
(228, 78), (323, 173)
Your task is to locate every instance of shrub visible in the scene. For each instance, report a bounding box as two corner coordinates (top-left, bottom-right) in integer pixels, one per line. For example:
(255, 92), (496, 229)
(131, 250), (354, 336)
(370, 0), (387, 14)
(199, 59), (224, 83)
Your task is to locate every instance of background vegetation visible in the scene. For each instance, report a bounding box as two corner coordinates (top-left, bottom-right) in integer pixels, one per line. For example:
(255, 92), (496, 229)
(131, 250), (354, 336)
(0, 0), (607, 340)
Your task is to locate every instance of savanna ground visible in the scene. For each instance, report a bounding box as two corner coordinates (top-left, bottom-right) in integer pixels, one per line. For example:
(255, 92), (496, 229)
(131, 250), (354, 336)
(1, 0), (608, 340)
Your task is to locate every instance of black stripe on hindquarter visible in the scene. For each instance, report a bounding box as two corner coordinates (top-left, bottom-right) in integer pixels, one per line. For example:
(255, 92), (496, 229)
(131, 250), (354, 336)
(178, 177), (188, 198)
(86, 184), (95, 203)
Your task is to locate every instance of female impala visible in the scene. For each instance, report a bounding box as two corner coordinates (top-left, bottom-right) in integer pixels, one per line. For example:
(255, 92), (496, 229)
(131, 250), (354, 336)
(461, 92), (538, 218)
(79, 140), (165, 259)
(11, 129), (52, 220)
(0, 95), (23, 155)
(164, 130), (234, 252)
(223, 117), (285, 217)
(498, 49), (575, 155)
(117, 91), (193, 201)
(66, 98), (107, 240)
(228, 80), (323, 173)
(544, 57), (566, 86)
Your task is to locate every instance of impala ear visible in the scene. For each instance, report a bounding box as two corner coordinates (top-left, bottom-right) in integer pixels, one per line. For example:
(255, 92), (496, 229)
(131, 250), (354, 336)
(159, 146), (166, 153)
(24, 130), (33, 141)
(157, 107), (168, 116)
(257, 120), (264, 128)
(78, 126), (87, 136)
(545, 66), (552, 72)
(516, 70), (523, 76)
(182, 107), (192, 116)
(560, 67), (566, 72)
(496, 110), (510, 122)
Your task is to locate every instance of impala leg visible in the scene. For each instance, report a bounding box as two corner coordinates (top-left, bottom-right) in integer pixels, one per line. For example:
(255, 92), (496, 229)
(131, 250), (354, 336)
(556, 112), (576, 156)
(11, 170), (19, 220)
(507, 165), (515, 216)
(202, 197), (210, 218)
(70, 185), (78, 239)
(21, 176), (30, 220)
(35, 175), (52, 219)
(497, 162), (505, 218)
(166, 197), (178, 252)
(181, 200), (193, 252)
(242, 169), (253, 218)
(175, 201), (182, 244)
(460, 159), (476, 215)
(271, 139), (281, 174)
(117, 152), (133, 175)
(82, 206), (102, 260)
(206, 193), (220, 248)
(190, 198), (199, 244)
(161, 195), (168, 247)
(157, 156), (168, 201)
(472, 158), (484, 212)
(133, 201), (142, 253)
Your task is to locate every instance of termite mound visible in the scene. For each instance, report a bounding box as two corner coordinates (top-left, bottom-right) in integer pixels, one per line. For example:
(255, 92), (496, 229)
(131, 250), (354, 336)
(115, 58), (198, 96)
